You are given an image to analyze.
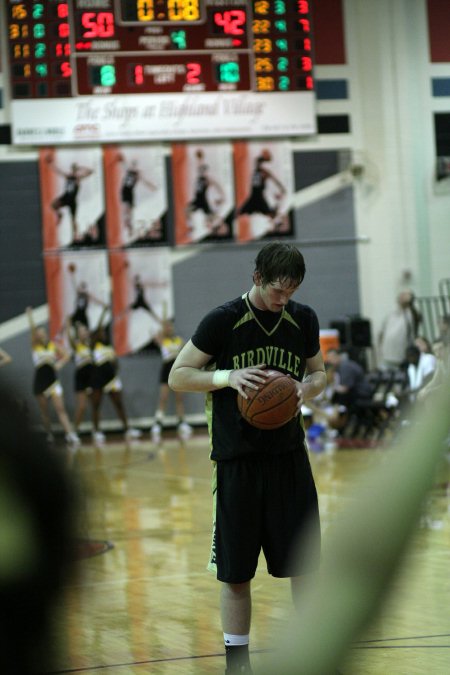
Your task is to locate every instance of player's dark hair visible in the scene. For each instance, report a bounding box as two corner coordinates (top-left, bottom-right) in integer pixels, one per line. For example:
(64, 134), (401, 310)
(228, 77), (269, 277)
(254, 242), (306, 286)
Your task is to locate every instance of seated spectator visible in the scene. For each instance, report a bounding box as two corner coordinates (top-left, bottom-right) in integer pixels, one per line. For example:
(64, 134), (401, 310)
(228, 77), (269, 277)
(325, 349), (375, 439)
(405, 344), (436, 402)
(326, 349), (373, 409)
(417, 337), (450, 403)
(414, 335), (433, 355)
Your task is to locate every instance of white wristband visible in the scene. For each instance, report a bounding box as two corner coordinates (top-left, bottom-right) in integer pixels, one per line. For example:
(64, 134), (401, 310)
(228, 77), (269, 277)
(212, 369), (232, 388)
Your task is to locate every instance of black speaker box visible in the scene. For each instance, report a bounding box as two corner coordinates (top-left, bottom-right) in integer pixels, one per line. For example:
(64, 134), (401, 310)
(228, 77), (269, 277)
(330, 316), (372, 348)
(329, 320), (349, 346)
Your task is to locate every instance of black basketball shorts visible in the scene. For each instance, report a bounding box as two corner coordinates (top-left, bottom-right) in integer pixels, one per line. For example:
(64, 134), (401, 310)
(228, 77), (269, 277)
(208, 448), (321, 583)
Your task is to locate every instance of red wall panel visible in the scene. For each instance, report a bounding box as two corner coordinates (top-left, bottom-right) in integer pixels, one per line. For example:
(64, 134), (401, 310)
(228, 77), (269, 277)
(427, 0), (450, 62)
(312, 0), (347, 65)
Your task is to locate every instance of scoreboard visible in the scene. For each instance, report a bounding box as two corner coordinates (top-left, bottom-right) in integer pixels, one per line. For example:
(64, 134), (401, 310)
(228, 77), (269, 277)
(5, 0), (317, 144)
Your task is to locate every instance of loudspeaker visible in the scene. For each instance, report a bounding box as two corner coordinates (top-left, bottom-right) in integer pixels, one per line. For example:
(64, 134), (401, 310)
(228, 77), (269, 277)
(350, 318), (372, 348)
(329, 317), (372, 348)
(329, 320), (349, 346)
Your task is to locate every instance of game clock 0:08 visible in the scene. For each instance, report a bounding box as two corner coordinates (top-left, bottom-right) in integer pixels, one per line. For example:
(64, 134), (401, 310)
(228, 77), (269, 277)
(120, 0), (202, 23)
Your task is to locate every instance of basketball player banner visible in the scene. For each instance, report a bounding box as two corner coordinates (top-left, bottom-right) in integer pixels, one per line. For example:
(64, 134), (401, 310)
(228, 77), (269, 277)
(109, 248), (173, 356)
(172, 142), (235, 245)
(103, 144), (168, 248)
(44, 250), (110, 342)
(233, 141), (295, 242)
(39, 147), (105, 251)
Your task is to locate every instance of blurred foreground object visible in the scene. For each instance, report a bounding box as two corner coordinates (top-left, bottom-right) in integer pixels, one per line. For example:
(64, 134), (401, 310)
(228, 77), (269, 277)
(0, 384), (78, 674)
(258, 376), (450, 675)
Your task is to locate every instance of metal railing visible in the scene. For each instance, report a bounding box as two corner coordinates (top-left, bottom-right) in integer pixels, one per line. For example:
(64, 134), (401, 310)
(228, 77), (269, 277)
(416, 295), (450, 343)
(438, 278), (450, 299)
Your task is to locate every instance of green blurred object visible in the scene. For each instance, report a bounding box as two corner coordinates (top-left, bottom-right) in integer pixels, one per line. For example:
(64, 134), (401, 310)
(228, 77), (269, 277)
(258, 379), (450, 675)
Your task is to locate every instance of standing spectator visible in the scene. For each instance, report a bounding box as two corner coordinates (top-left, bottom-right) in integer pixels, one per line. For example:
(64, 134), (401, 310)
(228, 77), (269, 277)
(378, 291), (422, 369)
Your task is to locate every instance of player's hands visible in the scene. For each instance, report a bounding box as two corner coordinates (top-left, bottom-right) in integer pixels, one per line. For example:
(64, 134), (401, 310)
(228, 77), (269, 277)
(228, 365), (269, 399)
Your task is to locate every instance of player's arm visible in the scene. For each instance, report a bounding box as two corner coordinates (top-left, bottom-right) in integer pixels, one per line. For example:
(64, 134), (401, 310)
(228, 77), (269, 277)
(25, 306), (38, 345)
(87, 291), (107, 308)
(265, 169), (286, 195)
(0, 347), (12, 368)
(141, 175), (157, 191)
(208, 177), (225, 203)
(297, 350), (326, 406)
(78, 167), (94, 179)
(95, 305), (109, 331)
(168, 339), (268, 396)
(54, 342), (71, 370)
(45, 154), (66, 177)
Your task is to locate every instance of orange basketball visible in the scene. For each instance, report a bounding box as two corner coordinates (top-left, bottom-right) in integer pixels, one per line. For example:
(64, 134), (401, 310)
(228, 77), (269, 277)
(237, 369), (298, 430)
(67, 262), (76, 273)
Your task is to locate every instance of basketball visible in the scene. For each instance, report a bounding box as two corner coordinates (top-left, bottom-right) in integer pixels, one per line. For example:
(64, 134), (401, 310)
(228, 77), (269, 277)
(237, 369), (298, 430)
(67, 262), (76, 273)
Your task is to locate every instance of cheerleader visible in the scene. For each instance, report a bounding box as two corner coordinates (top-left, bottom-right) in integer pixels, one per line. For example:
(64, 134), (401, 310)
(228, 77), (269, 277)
(90, 308), (142, 445)
(0, 347), (12, 368)
(66, 318), (94, 433)
(150, 318), (192, 442)
(26, 307), (80, 446)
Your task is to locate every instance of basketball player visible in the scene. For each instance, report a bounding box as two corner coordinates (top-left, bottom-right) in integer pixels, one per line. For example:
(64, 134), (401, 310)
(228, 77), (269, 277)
(90, 307), (142, 445)
(117, 274), (162, 325)
(117, 155), (157, 236)
(237, 151), (287, 237)
(186, 150), (226, 236)
(150, 318), (192, 442)
(68, 263), (107, 329)
(66, 317), (94, 434)
(46, 155), (94, 243)
(168, 242), (326, 674)
(26, 307), (80, 447)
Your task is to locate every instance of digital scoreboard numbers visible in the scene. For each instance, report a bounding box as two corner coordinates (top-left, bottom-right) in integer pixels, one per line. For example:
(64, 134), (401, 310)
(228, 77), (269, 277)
(7, 1), (72, 99)
(7, 1), (317, 144)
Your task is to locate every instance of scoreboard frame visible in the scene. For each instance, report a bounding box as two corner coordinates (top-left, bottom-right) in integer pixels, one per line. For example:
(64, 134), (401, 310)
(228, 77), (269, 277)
(5, 0), (317, 144)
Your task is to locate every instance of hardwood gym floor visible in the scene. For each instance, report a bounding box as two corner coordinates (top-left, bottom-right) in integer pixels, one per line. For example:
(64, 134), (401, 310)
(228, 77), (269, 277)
(54, 432), (449, 674)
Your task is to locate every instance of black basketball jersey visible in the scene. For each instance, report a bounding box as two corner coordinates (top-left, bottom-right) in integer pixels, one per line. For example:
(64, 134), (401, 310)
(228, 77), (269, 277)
(124, 169), (138, 189)
(65, 174), (79, 196)
(76, 291), (88, 311)
(194, 174), (208, 197)
(251, 167), (265, 192)
(191, 294), (320, 461)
